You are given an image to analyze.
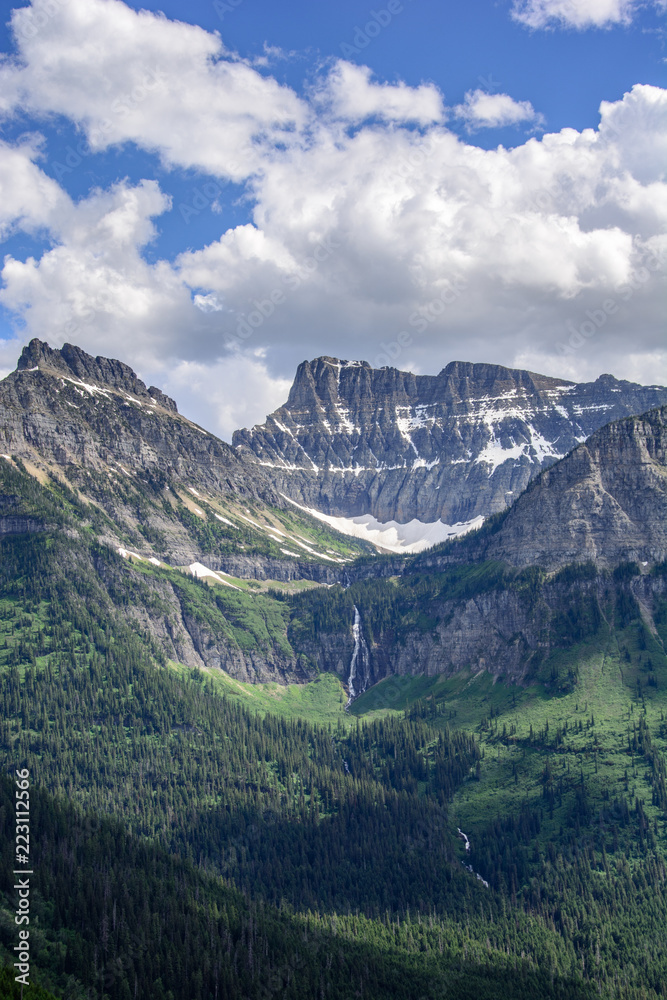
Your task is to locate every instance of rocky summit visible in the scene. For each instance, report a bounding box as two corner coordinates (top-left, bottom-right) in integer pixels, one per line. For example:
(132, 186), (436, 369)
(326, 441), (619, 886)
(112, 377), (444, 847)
(415, 404), (667, 572)
(0, 339), (368, 572)
(233, 357), (667, 526)
(483, 405), (667, 570)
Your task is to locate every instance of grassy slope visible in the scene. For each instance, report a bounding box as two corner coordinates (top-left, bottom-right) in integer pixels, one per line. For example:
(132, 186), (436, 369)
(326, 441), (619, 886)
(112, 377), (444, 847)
(169, 660), (350, 725)
(351, 604), (667, 867)
(1, 452), (372, 567)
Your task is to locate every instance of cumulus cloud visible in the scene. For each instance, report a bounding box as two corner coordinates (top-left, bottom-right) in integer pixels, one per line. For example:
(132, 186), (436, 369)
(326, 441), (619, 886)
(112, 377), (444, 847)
(0, 0), (664, 437)
(316, 62), (444, 124)
(511, 0), (644, 30)
(453, 90), (544, 130)
(5, 0), (305, 180)
(0, 178), (202, 371)
(0, 137), (69, 238)
(163, 353), (292, 441)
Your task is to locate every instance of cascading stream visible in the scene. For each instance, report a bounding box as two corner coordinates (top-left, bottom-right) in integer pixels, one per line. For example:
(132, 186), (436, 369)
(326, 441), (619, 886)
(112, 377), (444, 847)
(346, 605), (369, 709)
(457, 828), (489, 888)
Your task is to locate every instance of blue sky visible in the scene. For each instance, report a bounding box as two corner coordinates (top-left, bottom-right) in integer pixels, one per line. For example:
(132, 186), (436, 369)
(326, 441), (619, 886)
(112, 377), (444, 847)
(0, 0), (665, 437)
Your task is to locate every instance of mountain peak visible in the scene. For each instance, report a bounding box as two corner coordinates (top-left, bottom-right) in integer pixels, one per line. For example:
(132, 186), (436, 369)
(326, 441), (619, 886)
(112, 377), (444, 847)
(234, 356), (667, 525)
(16, 338), (178, 412)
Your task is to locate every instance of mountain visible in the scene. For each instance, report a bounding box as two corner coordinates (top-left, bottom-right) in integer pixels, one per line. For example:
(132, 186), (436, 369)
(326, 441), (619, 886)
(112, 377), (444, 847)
(233, 357), (667, 534)
(0, 339), (369, 575)
(3, 342), (667, 1000)
(286, 406), (667, 692)
(481, 404), (667, 570)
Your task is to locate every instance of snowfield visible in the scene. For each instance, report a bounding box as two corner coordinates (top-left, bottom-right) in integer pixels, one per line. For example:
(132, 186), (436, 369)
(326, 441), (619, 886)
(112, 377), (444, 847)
(281, 496), (484, 554)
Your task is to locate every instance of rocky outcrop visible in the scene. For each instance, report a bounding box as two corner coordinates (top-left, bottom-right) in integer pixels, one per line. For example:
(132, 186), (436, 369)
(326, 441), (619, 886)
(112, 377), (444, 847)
(233, 357), (667, 525)
(412, 405), (667, 572)
(298, 569), (667, 691)
(483, 406), (667, 569)
(0, 515), (47, 536)
(17, 338), (179, 412)
(204, 553), (342, 584)
(3, 339), (276, 502)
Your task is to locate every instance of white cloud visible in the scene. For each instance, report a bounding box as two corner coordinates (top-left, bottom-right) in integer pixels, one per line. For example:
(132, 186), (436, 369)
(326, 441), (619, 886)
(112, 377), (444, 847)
(163, 353), (292, 441)
(511, 0), (643, 29)
(454, 90), (544, 130)
(0, 0), (664, 436)
(6, 0), (305, 181)
(0, 137), (69, 238)
(0, 178), (200, 369)
(316, 61), (444, 125)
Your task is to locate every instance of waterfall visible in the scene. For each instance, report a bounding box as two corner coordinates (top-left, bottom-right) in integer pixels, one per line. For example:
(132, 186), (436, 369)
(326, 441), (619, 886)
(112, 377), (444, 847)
(457, 828), (470, 852)
(457, 828), (489, 888)
(346, 605), (370, 708)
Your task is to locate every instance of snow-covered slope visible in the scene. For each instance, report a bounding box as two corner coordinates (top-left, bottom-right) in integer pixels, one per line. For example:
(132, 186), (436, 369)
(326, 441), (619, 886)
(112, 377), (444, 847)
(283, 495), (483, 554)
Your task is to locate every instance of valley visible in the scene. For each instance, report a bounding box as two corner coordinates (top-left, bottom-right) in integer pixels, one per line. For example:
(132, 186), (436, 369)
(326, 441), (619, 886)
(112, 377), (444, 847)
(0, 341), (666, 999)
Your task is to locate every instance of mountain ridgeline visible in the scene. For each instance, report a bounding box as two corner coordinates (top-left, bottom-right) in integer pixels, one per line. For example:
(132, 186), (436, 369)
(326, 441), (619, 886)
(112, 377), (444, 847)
(233, 356), (667, 525)
(0, 339), (371, 575)
(0, 340), (665, 690)
(2, 340), (667, 999)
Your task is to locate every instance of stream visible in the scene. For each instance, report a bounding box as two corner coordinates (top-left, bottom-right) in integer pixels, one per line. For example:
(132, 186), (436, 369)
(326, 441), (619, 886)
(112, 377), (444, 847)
(457, 828), (489, 888)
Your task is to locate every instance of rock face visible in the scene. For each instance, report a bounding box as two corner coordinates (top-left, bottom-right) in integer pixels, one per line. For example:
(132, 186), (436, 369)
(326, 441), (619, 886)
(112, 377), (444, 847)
(0, 339), (369, 576)
(3, 338), (275, 502)
(233, 357), (667, 524)
(0, 339), (299, 566)
(365, 572), (667, 687)
(482, 405), (667, 569)
(17, 339), (179, 412)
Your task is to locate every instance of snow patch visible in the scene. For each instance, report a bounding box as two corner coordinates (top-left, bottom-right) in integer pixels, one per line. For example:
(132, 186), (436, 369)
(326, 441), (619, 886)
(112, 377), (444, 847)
(117, 547), (143, 561)
(63, 376), (112, 399)
(214, 513), (239, 528)
(238, 513), (265, 530)
(280, 495), (483, 554)
(187, 562), (240, 590)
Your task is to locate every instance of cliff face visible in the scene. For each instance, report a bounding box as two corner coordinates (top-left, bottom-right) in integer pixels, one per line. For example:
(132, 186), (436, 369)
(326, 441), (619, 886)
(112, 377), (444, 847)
(233, 357), (667, 524)
(481, 406), (667, 569)
(295, 569), (667, 692)
(0, 340), (368, 572)
(3, 338), (275, 503)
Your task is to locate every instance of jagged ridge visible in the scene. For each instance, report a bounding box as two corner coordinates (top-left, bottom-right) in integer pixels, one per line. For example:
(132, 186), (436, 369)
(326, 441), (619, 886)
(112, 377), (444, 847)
(233, 356), (667, 524)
